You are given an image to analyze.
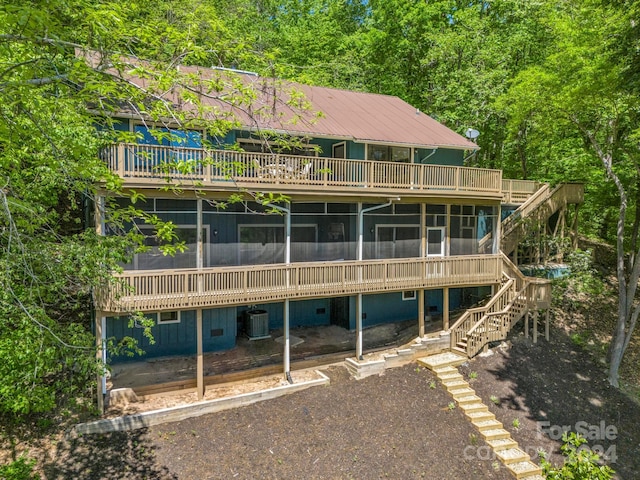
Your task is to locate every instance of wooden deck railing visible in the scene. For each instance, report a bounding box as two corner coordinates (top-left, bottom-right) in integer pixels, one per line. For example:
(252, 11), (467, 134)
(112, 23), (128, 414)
(449, 254), (552, 357)
(502, 179), (542, 204)
(502, 183), (584, 256)
(101, 143), (503, 198)
(96, 254), (502, 314)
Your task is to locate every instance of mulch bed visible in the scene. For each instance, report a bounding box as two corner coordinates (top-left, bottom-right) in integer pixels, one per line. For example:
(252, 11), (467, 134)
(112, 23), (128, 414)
(14, 326), (640, 480)
(460, 329), (640, 480)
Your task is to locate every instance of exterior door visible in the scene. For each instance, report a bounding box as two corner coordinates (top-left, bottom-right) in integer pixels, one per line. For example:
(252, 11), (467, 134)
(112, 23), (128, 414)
(426, 227), (445, 257)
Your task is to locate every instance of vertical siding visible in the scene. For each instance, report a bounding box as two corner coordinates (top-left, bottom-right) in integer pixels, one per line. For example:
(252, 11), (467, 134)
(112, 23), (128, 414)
(106, 307), (238, 362)
(417, 147), (464, 166)
(362, 292), (418, 327)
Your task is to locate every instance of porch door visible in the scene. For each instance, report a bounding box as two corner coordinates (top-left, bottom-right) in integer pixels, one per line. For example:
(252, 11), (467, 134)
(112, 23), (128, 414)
(426, 227), (445, 257)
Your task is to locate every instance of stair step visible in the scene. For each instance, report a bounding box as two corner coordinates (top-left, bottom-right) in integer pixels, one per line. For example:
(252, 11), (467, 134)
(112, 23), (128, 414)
(448, 387), (475, 397)
(432, 365), (458, 375)
(443, 380), (469, 391)
(495, 447), (530, 465)
(455, 394), (483, 405)
(417, 352), (467, 370)
(472, 418), (504, 432)
(465, 410), (495, 421)
(437, 372), (463, 381)
(506, 461), (542, 479)
(450, 346), (467, 356)
(480, 428), (511, 441)
(459, 402), (488, 414)
(487, 437), (518, 450)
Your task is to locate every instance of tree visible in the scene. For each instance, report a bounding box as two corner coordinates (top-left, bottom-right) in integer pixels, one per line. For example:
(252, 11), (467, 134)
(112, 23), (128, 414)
(502, 0), (640, 386)
(0, 0), (300, 418)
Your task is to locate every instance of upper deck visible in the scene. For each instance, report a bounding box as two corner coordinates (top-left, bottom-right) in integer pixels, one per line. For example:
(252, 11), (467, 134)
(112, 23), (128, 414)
(102, 143), (507, 201)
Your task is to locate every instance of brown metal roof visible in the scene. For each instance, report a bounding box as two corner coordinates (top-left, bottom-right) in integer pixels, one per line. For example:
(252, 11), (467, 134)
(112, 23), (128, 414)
(82, 50), (476, 150)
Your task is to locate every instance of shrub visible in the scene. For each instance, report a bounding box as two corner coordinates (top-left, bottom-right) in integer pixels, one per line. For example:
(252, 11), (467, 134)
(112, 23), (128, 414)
(541, 432), (614, 480)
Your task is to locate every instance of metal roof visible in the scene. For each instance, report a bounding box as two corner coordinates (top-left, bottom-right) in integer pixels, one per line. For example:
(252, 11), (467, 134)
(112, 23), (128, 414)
(83, 50), (477, 150)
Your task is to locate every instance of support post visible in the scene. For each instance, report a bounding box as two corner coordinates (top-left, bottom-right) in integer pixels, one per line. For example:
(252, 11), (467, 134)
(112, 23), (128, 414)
(96, 312), (105, 413)
(443, 287), (450, 330)
(533, 311), (538, 344)
(525, 311), (529, 339)
(418, 289), (425, 338)
(284, 298), (291, 381)
(356, 294), (363, 360)
(196, 309), (204, 400)
(545, 310), (550, 341)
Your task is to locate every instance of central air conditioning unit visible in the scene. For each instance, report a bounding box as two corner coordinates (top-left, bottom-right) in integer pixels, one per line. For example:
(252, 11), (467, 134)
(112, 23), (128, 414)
(245, 309), (270, 340)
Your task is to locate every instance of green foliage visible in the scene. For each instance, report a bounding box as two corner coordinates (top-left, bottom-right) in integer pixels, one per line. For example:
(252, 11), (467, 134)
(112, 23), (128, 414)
(0, 456), (40, 480)
(541, 432), (615, 480)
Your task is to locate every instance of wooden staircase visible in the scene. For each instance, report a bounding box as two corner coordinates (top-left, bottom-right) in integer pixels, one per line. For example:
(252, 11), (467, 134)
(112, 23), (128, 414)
(448, 182), (583, 358)
(501, 182), (584, 260)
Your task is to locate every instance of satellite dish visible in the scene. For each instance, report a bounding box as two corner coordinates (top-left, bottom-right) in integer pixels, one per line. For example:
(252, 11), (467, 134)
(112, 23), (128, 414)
(465, 128), (480, 140)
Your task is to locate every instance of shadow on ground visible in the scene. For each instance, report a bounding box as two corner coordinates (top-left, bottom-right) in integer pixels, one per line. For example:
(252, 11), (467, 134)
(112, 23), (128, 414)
(42, 430), (176, 480)
(467, 326), (640, 480)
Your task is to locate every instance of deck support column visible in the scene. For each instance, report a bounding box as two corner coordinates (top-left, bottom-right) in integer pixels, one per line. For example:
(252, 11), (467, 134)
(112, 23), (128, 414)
(197, 308), (204, 400)
(443, 287), (450, 330)
(94, 195), (106, 412)
(356, 200), (395, 361)
(418, 289), (425, 338)
(525, 311), (529, 339)
(284, 299), (291, 381)
(267, 201), (292, 383)
(545, 310), (550, 341)
(533, 311), (538, 344)
(356, 294), (363, 360)
(95, 312), (105, 413)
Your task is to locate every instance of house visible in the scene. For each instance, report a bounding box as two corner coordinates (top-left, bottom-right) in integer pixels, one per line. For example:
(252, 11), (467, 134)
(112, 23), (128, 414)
(92, 64), (583, 406)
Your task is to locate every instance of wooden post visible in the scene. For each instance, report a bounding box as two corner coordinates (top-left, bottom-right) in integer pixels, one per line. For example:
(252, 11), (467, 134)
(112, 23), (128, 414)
(533, 311), (538, 344)
(418, 289), (425, 338)
(96, 311), (104, 413)
(443, 287), (450, 330)
(420, 203), (426, 257)
(196, 309), (204, 400)
(545, 310), (550, 341)
(284, 298), (291, 381)
(356, 293), (363, 360)
(524, 311), (529, 339)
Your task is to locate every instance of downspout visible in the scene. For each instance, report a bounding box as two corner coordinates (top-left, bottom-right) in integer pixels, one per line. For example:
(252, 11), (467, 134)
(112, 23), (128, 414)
(356, 199), (398, 360)
(418, 148), (438, 163)
(268, 202), (293, 384)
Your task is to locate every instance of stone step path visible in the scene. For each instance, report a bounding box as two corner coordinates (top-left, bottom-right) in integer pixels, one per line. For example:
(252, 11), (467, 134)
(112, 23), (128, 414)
(418, 352), (542, 480)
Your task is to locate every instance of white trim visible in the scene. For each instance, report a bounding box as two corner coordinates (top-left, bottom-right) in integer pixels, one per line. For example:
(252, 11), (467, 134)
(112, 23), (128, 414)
(402, 290), (417, 301)
(332, 141), (347, 159)
(158, 311), (181, 325)
(426, 226), (446, 257)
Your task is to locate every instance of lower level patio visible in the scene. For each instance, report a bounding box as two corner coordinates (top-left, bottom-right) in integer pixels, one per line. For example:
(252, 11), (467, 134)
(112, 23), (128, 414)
(107, 317), (445, 396)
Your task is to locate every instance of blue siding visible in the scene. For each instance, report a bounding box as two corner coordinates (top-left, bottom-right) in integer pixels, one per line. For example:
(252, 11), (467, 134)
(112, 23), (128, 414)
(107, 308), (236, 362)
(362, 292), (418, 327)
(417, 148), (464, 166)
(349, 142), (365, 160)
(238, 299), (331, 330)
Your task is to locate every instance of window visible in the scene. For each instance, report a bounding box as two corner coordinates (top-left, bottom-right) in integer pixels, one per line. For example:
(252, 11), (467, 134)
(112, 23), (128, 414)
(238, 138), (319, 156)
(402, 291), (417, 301)
(367, 144), (411, 163)
(158, 311), (180, 324)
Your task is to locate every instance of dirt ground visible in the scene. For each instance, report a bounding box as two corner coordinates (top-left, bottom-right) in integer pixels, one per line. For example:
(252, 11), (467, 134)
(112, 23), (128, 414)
(17, 325), (636, 480)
